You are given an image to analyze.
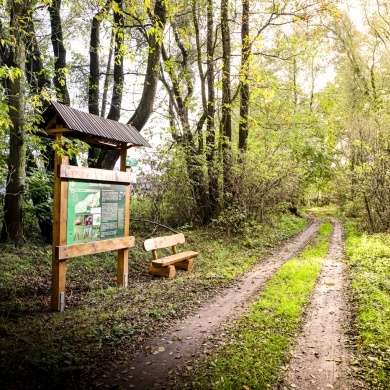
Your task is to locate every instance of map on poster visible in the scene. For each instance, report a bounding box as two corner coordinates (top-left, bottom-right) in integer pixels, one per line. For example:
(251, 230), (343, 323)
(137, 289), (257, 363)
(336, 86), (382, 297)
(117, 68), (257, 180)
(66, 180), (126, 244)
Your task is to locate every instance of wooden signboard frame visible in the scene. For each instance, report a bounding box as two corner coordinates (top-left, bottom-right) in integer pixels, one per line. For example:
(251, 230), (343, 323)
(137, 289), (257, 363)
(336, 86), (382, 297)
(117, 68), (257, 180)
(51, 132), (134, 311)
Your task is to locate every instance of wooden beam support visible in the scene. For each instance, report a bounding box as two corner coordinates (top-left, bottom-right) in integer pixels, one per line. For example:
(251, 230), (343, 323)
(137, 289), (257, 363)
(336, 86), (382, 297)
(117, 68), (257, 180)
(51, 133), (69, 311)
(148, 263), (176, 278)
(56, 236), (135, 259)
(117, 143), (131, 288)
(58, 164), (132, 183)
(175, 259), (194, 271)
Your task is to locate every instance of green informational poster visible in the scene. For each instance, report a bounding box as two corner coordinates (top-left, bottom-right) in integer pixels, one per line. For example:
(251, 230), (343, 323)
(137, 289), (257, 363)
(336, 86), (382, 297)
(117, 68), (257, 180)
(67, 180), (126, 244)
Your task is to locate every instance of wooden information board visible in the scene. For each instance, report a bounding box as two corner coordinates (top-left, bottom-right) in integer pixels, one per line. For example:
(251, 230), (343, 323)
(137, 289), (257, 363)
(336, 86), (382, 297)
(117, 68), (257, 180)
(51, 139), (133, 311)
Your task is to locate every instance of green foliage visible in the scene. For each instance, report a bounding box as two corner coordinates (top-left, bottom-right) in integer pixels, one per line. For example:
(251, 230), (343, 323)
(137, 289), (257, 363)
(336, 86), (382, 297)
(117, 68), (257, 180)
(132, 145), (196, 228)
(345, 223), (390, 388)
(52, 137), (90, 161)
(24, 168), (54, 234)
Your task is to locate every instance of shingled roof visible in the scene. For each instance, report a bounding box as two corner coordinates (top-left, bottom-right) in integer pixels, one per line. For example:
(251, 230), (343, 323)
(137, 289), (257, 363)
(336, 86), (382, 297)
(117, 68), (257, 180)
(42, 101), (150, 149)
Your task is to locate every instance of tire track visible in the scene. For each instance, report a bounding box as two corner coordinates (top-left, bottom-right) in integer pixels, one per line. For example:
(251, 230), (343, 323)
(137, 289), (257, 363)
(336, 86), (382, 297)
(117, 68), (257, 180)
(102, 220), (321, 389)
(283, 218), (353, 390)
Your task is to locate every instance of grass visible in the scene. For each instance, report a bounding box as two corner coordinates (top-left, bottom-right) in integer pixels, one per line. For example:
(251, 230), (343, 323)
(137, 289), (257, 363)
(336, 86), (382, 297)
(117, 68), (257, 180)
(306, 205), (338, 218)
(177, 222), (332, 389)
(0, 213), (306, 389)
(345, 221), (390, 389)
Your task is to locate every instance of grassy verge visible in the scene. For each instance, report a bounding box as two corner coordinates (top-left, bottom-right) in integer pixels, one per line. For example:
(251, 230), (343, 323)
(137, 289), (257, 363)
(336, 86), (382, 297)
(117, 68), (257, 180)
(0, 213), (306, 389)
(345, 221), (390, 389)
(177, 222), (332, 389)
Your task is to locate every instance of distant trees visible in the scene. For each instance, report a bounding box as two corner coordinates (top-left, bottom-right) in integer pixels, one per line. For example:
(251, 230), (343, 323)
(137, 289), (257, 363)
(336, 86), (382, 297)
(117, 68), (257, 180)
(0, 0), (348, 245)
(326, 7), (390, 231)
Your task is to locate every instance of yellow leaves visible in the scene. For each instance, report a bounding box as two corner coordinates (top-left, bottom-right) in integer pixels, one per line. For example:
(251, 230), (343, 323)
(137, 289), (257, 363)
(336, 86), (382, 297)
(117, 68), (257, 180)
(143, 0), (151, 11)
(0, 66), (24, 82)
(112, 1), (121, 14)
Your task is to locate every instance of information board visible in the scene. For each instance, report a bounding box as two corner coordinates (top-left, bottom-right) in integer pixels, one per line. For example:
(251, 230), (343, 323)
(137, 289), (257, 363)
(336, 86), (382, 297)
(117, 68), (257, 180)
(66, 180), (126, 244)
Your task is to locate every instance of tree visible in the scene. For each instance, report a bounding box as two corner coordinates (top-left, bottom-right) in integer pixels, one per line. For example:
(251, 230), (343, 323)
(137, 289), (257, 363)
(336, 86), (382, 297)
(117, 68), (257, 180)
(238, 0), (250, 153)
(49, 0), (70, 105)
(1, 0), (30, 246)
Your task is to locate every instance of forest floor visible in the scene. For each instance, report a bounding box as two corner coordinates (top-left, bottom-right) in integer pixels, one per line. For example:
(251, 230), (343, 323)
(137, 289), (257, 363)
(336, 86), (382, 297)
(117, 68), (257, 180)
(4, 213), (386, 389)
(100, 217), (356, 389)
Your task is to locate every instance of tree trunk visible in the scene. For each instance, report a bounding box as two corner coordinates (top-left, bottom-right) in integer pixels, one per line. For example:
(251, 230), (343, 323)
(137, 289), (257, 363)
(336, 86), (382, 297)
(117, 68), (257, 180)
(49, 0), (70, 105)
(1, 0), (29, 246)
(25, 17), (53, 243)
(98, 0), (126, 169)
(238, 0), (250, 153)
(88, 0), (112, 167)
(88, 15), (100, 116)
(97, 0), (167, 170)
(101, 31), (114, 118)
(26, 18), (51, 95)
(206, 0), (219, 216)
(127, 0), (167, 131)
(220, 0), (232, 205)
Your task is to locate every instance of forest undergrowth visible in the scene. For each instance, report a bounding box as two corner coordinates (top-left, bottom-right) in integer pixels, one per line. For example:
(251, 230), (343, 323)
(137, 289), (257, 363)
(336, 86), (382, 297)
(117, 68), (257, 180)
(0, 213), (305, 389)
(1, 211), (389, 389)
(345, 222), (390, 389)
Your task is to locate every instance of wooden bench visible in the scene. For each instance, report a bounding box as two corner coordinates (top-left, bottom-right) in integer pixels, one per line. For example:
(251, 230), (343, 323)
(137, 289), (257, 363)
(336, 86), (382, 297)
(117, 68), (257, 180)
(144, 233), (199, 278)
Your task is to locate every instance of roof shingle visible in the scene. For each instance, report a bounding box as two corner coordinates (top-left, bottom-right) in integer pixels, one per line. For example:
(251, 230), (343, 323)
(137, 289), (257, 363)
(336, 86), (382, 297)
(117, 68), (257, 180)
(42, 101), (151, 149)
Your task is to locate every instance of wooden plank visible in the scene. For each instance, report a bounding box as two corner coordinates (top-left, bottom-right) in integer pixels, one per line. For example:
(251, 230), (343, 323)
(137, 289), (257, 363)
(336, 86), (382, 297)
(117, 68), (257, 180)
(58, 164), (133, 183)
(56, 236), (135, 259)
(51, 134), (69, 311)
(151, 251), (199, 268)
(148, 263), (176, 278)
(144, 233), (186, 251)
(45, 127), (72, 134)
(118, 248), (129, 287)
(117, 143), (131, 287)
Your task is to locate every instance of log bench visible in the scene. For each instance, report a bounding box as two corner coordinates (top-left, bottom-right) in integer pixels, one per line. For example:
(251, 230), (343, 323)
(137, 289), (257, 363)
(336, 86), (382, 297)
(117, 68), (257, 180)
(144, 233), (199, 278)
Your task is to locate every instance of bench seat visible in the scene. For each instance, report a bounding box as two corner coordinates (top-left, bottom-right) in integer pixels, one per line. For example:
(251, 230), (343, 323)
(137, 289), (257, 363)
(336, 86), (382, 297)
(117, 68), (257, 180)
(151, 250), (199, 268)
(144, 233), (199, 278)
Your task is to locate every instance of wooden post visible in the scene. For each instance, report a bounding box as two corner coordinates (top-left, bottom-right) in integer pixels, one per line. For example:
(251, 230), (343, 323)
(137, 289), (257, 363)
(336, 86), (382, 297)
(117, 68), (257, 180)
(51, 133), (69, 311)
(117, 143), (130, 287)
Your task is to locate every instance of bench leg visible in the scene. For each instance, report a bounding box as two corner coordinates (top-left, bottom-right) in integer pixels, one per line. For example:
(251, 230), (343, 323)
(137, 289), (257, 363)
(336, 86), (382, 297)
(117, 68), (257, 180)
(148, 263), (176, 278)
(175, 258), (194, 271)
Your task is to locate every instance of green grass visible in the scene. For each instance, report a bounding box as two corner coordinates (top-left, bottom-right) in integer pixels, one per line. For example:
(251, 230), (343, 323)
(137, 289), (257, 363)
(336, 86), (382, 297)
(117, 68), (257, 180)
(345, 221), (390, 389)
(178, 222), (332, 389)
(306, 205), (338, 218)
(0, 213), (306, 389)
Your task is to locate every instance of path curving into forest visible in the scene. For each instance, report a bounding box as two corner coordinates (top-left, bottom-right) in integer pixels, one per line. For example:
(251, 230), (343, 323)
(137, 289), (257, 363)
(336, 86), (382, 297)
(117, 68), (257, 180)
(283, 218), (353, 390)
(101, 220), (322, 389)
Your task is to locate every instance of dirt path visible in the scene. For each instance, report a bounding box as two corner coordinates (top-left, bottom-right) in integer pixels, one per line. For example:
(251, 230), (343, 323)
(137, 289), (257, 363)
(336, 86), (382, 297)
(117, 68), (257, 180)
(283, 218), (353, 390)
(101, 220), (321, 389)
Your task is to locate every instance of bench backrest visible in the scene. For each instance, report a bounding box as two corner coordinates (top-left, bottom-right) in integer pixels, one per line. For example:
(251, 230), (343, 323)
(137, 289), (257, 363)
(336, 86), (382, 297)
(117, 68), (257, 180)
(144, 233), (186, 251)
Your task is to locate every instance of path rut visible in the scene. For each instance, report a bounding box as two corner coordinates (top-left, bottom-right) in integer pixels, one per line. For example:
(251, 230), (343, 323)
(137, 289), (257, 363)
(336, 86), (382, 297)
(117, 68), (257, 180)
(283, 218), (352, 390)
(102, 220), (321, 389)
